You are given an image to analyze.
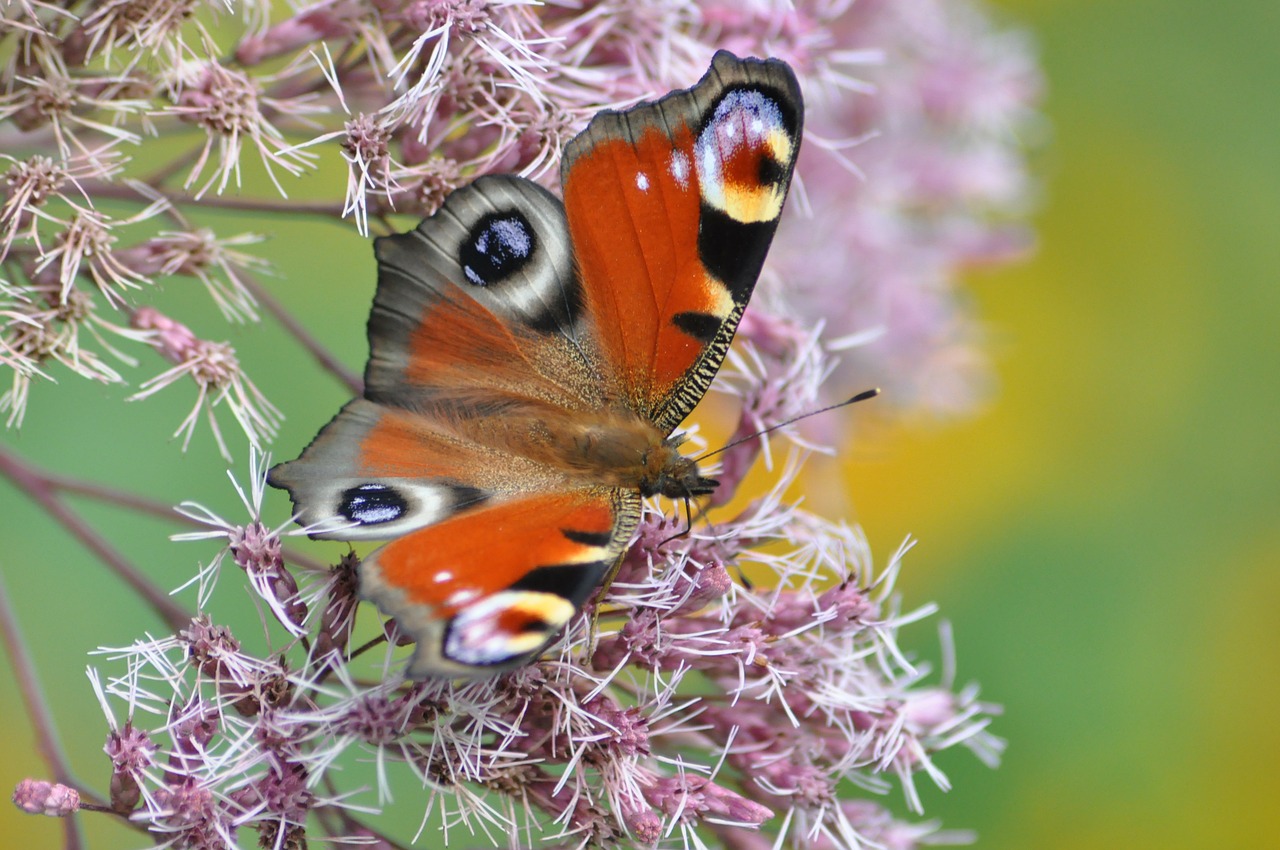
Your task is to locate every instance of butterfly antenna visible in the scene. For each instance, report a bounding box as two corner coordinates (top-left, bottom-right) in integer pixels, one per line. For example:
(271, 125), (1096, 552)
(695, 387), (881, 462)
(660, 390), (880, 547)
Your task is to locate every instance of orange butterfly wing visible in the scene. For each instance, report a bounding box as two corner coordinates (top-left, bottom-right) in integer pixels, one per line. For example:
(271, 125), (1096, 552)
(562, 51), (803, 431)
(360, 489), (636, 678)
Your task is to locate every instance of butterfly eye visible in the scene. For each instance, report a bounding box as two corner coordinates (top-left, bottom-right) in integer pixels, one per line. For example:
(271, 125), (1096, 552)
(460, 212), (536, 287)
(339, 483), (407, 525)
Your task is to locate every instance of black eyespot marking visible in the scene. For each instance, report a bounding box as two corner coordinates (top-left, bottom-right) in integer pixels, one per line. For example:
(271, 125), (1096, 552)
(339, 483), (407, 525)
(758, 154), (786, 188)
(672, 311), (722, 343)
(460, 211), (535, 286)
(561, 528), (613, 548)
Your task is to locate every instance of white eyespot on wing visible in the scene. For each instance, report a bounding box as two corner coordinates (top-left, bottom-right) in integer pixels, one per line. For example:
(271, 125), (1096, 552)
(635, 171), (650, 191)
(388, 175), (583, 336)
(305, 479), (459, 540)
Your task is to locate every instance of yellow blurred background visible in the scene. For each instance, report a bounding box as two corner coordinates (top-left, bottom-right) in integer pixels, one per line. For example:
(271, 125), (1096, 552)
(851, 1), (1280, 846)
(2, 1), (1277, 847)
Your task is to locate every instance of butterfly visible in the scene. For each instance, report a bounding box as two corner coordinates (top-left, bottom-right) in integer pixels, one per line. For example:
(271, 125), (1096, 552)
(269, 51), (803, 679)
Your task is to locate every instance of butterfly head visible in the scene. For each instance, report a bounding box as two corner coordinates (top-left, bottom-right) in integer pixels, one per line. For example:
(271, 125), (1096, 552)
(641, 438), (718, 500)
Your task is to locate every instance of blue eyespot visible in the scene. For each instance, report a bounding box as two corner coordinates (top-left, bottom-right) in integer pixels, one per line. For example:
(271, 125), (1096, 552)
(461, 212), (535, 286)
(339, 484), (406, 525)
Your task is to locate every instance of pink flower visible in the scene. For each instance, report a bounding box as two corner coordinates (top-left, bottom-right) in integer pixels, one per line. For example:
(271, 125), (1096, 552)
(12, 779), (80, 817)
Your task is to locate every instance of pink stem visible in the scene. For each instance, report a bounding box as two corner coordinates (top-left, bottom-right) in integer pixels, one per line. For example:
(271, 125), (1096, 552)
(0, 448), (191, 633)
(0, 578), (88, 850)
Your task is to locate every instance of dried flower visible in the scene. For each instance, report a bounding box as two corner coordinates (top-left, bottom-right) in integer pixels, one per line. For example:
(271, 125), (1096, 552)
(128, 308), (281, 460)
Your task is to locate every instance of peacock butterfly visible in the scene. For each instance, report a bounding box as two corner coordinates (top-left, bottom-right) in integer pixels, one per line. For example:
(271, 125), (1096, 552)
(269, 52), (803, 678)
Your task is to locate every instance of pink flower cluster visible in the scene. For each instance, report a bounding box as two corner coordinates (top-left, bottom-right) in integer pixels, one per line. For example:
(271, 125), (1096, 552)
(75, 335), (1001, 849)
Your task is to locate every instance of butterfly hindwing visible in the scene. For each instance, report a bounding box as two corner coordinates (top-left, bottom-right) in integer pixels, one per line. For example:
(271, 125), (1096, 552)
(561, 51), (803, 431)
(269, 397), (571, 540)
(360, 488), (641, 678)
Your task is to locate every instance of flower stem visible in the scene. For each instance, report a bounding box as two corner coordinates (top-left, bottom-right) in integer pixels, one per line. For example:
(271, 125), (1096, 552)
(0, 577), (88, 850)
(0, 447), (191, 633)
(0, 578), (76, 786)
(39, 471), (331, 572)
(242, 271), (364, 395)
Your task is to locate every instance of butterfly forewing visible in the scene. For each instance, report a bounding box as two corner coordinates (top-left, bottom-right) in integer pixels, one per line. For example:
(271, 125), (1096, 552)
(561, 51), (803, 431)
(365, 176), (603, 410)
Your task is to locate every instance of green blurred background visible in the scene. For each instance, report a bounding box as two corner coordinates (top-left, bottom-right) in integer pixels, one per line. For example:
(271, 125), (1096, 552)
(2, 0), (1277, 846)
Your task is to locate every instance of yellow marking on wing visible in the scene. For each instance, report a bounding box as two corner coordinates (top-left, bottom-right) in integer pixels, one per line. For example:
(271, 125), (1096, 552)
(722, 184), (786, 223)
(704, 272), (735, 316)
